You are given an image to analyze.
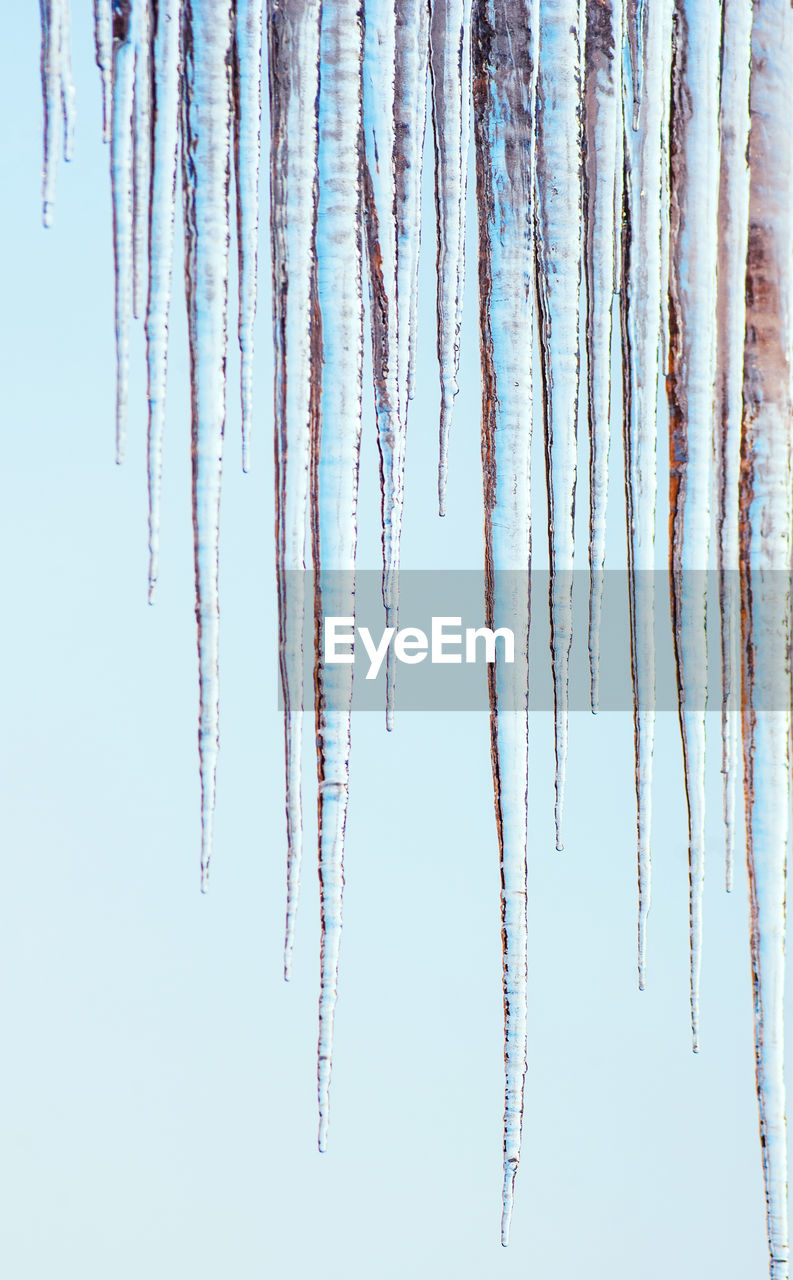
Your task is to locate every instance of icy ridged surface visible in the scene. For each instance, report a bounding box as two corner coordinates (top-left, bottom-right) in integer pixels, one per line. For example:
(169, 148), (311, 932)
(430, 0), (471, 514)
(472, 0), (535, 1241)
(535, 0), (582, 852)
(180, 0), (235, 890)
(667, 0), (720, 1052)
(267, 0), (321, 977)
(312, 0), (364, 1152)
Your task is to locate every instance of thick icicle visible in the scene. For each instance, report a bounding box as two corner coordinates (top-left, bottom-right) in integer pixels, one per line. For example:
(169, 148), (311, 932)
(111, 2), (136, 463)
(180, 0), (235, 890)
(741, 3), (793, 1274)
(715, 0), (751, 892)
(313, 0), (364, 1153)
(94, 0), (113, 143)
(534, 0), (582, 851)
(39, 0), (76, 228)
(620, 0), (667, 987)
(472, 0), (535, 1241)
(145, 0), (181, 602)
(361, 0), (400, 726)
(233, 0), (264, 473)
(667, 0), (720, 1052)
(267, 0), (321, 978)
(583, 0), (622, 712)
(132, 2), (152, 320)
(429, 0), (471, 514)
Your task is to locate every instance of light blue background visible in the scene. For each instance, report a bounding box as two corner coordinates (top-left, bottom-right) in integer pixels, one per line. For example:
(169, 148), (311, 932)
(0, 6), (784, 1277)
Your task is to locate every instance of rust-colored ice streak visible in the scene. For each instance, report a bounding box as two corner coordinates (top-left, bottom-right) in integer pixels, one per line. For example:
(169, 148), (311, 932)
(267, 0), (322, 976)
(430, 0), (472, 514)
(740, 3), (793, 1275)
(667, 0), (720, 1052)
(620, 0), (669, 988)
(715, 0), (751, 891)
(583, 0), (622, 712)
(472, 0), (535, 1242)
(312, 0), (365, 1152)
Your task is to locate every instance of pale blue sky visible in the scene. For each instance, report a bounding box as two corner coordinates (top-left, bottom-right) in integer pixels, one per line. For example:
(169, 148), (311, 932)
(0, 5), (782, 1277)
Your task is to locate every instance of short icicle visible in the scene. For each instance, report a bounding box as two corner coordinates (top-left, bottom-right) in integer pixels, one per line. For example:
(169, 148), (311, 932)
(715, 0), (751, 892)
(313, 0), (364, 1152)
(620, 0), (667, 988)
(94, 0), (113, 143)
(233, 0), (264, 473)
(145, 0), (182, 602)
(740, 3), (793, 1274)
(534, 0), (583, 851)
(667, 0), (720, 1052)
(180, 0), (235, 890)
(583, 0), (622, 712)
(111, 2), (136, 463)
(472, 0), (535, 1241)
(267, 0), (321, 978)
(39, 0), (76, 228)
(429, 0), (472, 515)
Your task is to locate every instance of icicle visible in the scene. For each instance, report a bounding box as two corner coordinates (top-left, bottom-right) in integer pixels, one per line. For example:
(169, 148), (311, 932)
(133, 2), (152, 320)
(180, 0), (235, 890)
(620, 0), (668, 988)
(472, 0), (535, 1242)
(145, 0), (181, 603)
(361, 0), (400, 727)
(94, 0), (113, 143)
(583, 0), (622, 713)
(268, 0), (321, 976)
(741, 3), (793, 1274)
(667, 0), (720, 1052)
(233, 0), (264, 473)
(39, 0), (76, 227)
(715, 0), (751, 892)
(111, 1), (136, 463)
(534, 0), (582, 852)
(313, 0), (364, 1153)
(429, 0), (471, 515)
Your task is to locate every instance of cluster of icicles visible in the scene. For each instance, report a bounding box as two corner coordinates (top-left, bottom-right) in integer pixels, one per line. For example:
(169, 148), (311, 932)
(38, 0), (792, 1273)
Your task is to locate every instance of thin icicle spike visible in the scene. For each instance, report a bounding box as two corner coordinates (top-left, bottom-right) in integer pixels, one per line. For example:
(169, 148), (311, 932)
(59, 0), (76, 163)
(583, 0), (622, 713)
(741, 3), (793, 1274)
(620, 0), (667, 988)
(535, 0), (582, 852)
(715, 0), (751, 892)
(667, 0), (720, 1052)
(111, 0), (136, 464)
(362, 0), (400, 730)
(472, 0), (535, 1242)
(145, 0), (182, 603)
(430, 0), (472, 515)
(39, 0), (76, 227)
(132, 1), (152, 321)
(234, 0), (264, 474)
(267, 0), (321, 980)
(94, 0), (114, 143)
(313, 0), (364, 1152)
(180, 0), (235, 891)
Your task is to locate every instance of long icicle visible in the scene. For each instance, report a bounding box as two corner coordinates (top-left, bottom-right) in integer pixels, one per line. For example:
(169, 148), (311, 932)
(180, 0), (235, 890)
(233, 0), (264, 473)
(741, 2), (793, 1273)
(313, 0), (364, 1153)
(667, 0), (720, 1052)
(714, 0), (751, 892)
(267, 0), (321, 978)
(145, 0), (182, 603)
(583, 0), (622, 713)
(472, 0), (535, 1241)
(429, 0), (472, 515)
(132, 0), (152, 321)
(111, 2), (136, 463)
(620, 0), (667, 988)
